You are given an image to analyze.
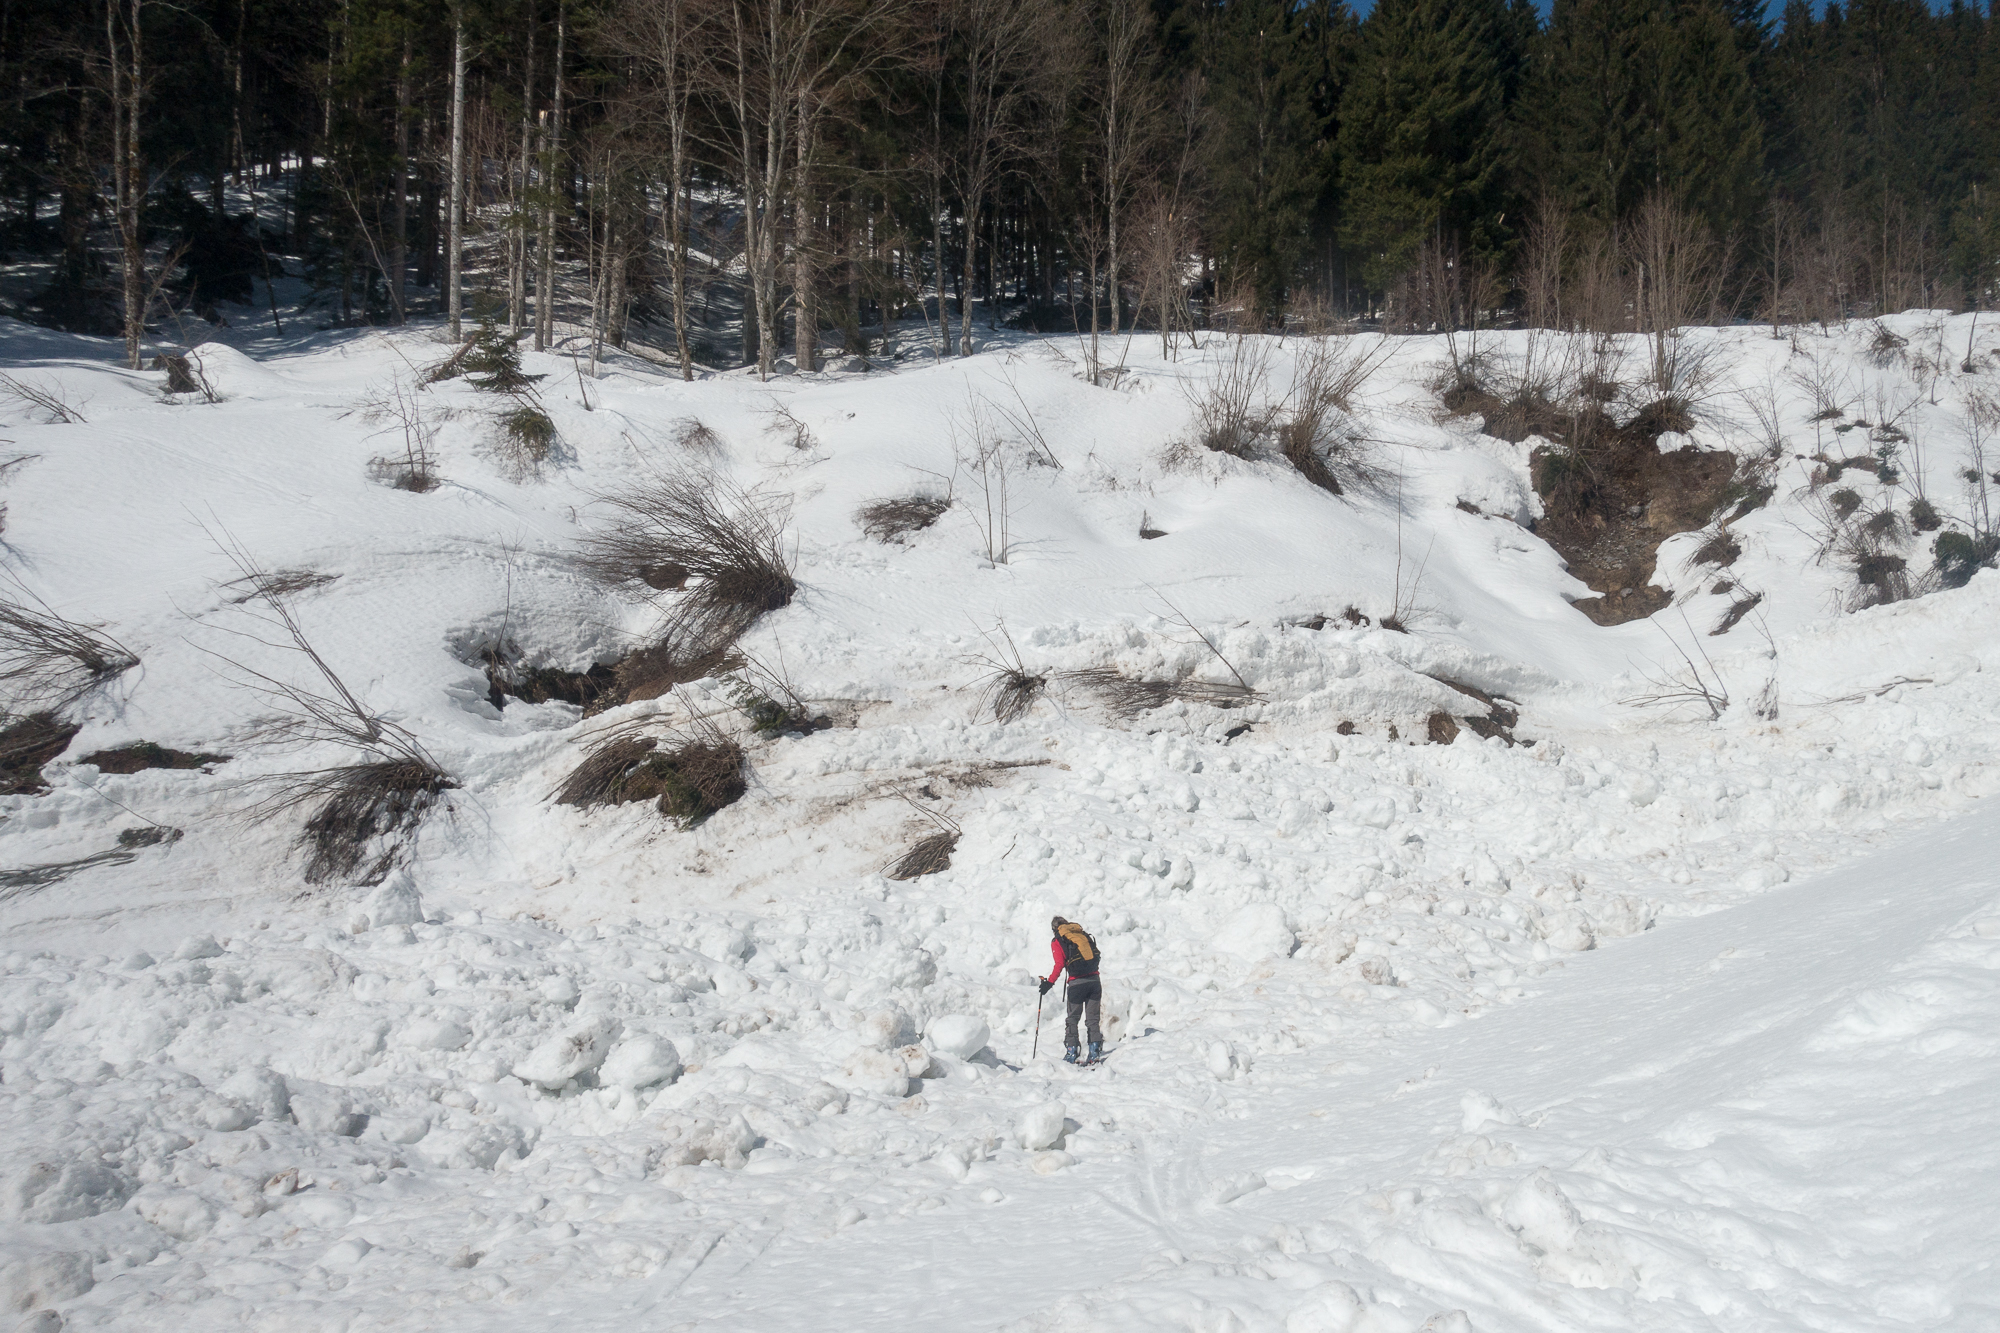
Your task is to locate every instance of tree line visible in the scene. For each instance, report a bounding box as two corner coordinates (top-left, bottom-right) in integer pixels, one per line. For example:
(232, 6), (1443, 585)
(2, 0), (1996, 374)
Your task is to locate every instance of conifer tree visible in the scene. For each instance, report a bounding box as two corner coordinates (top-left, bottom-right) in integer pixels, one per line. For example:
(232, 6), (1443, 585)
(1203, 0), (1331, 320)
(1337, 0), (1514, 295)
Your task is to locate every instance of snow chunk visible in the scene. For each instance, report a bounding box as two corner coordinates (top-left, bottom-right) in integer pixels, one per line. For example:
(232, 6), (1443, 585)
(1460, 1090), (1519, 1133)
(363, 872), (425, 927)
(1501, 1169), (1581, 1251)
(601, 1033), (683, 1090)
(400, 1017), (472, 1051)
(1286, 1282), (1365, 1333)
(926, 1015), (990, 1060)
(514, 1016), (622, 1090)
(838, 1049), (914, 1098)
(1018, 1101), (1066, 1151)
(174, 934), (223, 961)
(853, 1006), (917, 1050)
(0, 1250), (94, 1313)
(2, 1160), (132, 1223)
(217, 1068), (290, 1123)
(1213, 903), (1295, 962)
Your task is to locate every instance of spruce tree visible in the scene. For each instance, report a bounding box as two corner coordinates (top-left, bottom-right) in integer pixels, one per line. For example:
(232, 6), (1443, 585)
(1336, 0), (1514, 294)
(1203, 0), (1331, 320)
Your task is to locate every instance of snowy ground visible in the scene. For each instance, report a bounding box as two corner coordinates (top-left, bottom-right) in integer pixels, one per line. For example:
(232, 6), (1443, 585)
(0, 308), (1996, 1331)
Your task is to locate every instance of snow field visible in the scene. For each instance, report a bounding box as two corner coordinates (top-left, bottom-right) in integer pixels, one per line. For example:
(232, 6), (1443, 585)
(0, 309), (1996, 1329)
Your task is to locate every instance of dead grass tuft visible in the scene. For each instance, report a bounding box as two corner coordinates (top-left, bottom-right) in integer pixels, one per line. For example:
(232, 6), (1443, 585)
(962, 623), (1047, 724)
(0, 588), (139, 714)
(1182, 337), (1274, 458)
(275, 759), (455, 885)
(555, 724), (746, 827)
(857, 494), (950, 543)
(889, 831), (959, 880)
(1691, 531), (1741, 568)
(1058, 667), (1255, 717)
(226, 569), (339, 603)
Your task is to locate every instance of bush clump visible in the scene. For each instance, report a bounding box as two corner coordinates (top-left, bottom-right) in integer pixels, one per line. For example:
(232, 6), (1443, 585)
(857, 494), (951, 543)
(1934, 531), (2000, 589)
(555, 731), (745, 827)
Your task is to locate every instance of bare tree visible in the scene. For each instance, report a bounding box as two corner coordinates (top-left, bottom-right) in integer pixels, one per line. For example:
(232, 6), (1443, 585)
(942, 0), (1057, 357)
(447, 3), (469, 340)
(104, 0), (146, 369)
(605, 0), (707, 378)
(704, 0), (911, 380)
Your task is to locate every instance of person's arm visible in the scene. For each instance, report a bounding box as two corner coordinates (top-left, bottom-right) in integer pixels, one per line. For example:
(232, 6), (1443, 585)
(1045, 939), (1066, 985)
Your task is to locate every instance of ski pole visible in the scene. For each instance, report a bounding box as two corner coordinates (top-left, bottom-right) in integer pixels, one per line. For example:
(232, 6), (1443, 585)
(1031, 984), (1045, 1060)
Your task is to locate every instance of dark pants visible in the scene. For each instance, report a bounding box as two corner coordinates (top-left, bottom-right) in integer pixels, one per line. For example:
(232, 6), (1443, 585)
(1064, 975), (1102, 1047)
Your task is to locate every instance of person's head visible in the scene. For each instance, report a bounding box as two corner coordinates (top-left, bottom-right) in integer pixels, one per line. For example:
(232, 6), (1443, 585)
(1051, 915), (1068, 935)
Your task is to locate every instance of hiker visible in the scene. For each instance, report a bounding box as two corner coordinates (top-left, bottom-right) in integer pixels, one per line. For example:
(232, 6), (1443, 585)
(1039, 915), (1104, 1064)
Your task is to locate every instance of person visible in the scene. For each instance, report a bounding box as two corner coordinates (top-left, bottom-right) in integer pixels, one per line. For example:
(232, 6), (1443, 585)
(1039, 915), (1103, 1063)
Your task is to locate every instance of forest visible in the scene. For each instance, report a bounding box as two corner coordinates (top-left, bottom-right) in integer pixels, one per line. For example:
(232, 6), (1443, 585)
(1, 0), (1996, 375)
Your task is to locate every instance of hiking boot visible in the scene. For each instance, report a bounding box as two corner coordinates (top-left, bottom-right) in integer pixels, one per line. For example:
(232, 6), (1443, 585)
(1063, 1045), (1080, 1064)
(1087, 1041), (1104, 1062)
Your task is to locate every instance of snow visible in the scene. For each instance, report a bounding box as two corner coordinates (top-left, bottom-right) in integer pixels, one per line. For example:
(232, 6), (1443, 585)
(0, 308), (1996, 1329)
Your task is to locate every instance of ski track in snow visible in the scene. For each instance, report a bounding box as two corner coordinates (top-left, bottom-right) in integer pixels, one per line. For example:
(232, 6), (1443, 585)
(0, 311), (1996, 1330)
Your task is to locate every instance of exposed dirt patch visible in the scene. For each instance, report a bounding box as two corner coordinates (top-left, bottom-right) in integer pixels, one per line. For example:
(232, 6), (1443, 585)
(80, 742), (229, 773)
(485, 658), (619, 711)
(0, 714), (80, 795)
(1531, 414), (1741, 626)
(1422, 675), (1521, 744)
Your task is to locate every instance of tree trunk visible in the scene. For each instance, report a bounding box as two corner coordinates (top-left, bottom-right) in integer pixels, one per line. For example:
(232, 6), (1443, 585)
(390, 35), (411, 322)
(933, 180), (951, 360)
(958, 192), (978, 357)
(794, 113), (816, 372)
(512, 3), (534, 331)
(107, 0), (145, 368)
(448, 13), (467, 339)
(537, 0), (564, 350)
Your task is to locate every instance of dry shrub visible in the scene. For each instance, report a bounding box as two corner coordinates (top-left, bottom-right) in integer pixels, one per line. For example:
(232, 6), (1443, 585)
(555, 727), (745, 827)
(674, 417), (723, 453)
(963, 624), (1046, 724)
(764, 402), (817, 451)
(1182, 337), (1273, 458)
(0, 372), (87, 424)
(886, 791), (960, 880)
(1691, 531), (1741, 568)
(0, 590), (138, 714)
(361, 375), (441, 492)
(554, 734), (661, 806)
(273, 759), (455, 885)
(578, 470), (796, 705)
(207, 535), (457, 885)
(889, 831), (959, 880)
(612, 609), (748, 704)
(857, 494), (950, 543)
(227, 569), (339, 603)
(1058, 667), (1255, 717)
(1277, 336), (1388, 495)
(577, 471), (795, 611)
(0, 713), (79, 795)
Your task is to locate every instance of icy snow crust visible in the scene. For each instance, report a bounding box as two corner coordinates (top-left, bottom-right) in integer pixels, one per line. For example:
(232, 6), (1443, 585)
(1, 312), (1997, 1329)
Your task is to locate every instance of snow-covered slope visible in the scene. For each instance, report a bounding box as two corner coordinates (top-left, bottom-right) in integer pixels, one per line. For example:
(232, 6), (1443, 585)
(0, 310), (1996, 1330)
